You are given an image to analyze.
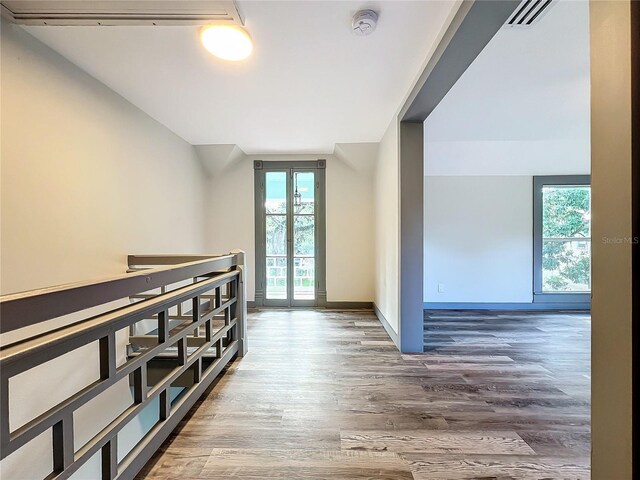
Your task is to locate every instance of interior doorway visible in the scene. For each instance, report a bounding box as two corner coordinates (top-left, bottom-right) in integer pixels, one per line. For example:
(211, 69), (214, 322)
(254, 160), (326, 307)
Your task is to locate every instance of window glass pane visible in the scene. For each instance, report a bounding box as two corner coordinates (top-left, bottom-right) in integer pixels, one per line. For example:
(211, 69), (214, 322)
(542, 239), (591, 292)
(542, 186), (591, 238)
(294, 257), (315, 300)
(265, 171), (286, 214)
(294, 171), (314, 214)
(266, 257), (287, 299)
(266, 215), (286, 256)
(294, 216), (314, 256)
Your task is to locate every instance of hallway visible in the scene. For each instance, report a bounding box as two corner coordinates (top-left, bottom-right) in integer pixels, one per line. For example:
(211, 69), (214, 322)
(137, 309), (590, 479)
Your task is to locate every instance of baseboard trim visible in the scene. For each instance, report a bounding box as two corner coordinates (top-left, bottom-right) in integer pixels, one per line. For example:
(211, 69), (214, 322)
(373, 302), (399, 349)
(247, 301), (372, 310)
(324, 301), (372, 309)
(423, 302), (591, 311)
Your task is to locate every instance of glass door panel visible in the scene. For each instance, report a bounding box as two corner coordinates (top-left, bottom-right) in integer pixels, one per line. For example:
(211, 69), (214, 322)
(294, 257), (315, 300)
(265, 172), (288, 301)
(293, 216), (315, 256)
(293, 171), (315, 301)
(294, 171), (315, 214)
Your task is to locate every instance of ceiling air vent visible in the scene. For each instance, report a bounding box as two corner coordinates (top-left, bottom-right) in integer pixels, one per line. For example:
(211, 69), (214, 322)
(506, 0), (554, 27)
(0, 1), (244, 26)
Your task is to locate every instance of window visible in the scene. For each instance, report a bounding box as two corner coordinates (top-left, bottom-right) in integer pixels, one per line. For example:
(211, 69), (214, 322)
(533, 176), (591, 304)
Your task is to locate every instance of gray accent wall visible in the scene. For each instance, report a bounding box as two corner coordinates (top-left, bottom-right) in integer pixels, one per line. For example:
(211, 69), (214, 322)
(388, 0), (520, 353)
(398, 122), (424, 353)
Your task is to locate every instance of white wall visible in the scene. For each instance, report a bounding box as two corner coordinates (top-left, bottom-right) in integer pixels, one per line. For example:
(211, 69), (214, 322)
(1, 21), (206, 295)
(200, 150), (255, 297)
(0, 21), (206, 479)
(201, 151), (375, 303)
(425, 140), (590, 176)
(373, 120), (399, 332)
(326, 147), (375, 302)
(424, 176), (533, 303)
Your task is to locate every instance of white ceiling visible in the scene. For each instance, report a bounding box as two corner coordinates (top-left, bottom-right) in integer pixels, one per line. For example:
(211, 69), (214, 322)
(24, 1), (457, 154)
(424, 0), (591, 175)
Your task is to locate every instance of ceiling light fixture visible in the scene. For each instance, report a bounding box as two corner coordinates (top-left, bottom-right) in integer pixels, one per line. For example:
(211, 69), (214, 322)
(200, 25), (253, 61)
(294, 173), (302, 208)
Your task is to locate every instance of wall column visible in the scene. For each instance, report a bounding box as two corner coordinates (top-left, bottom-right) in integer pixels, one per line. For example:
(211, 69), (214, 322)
(590, 0), (636, 477)
(398, 121), (424, 352)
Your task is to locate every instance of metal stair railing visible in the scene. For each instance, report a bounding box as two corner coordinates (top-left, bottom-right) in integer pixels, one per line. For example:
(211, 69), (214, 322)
(0, 250), (248, 480)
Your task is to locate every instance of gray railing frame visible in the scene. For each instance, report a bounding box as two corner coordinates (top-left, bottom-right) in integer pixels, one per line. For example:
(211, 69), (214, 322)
(0, 251), (248, 480)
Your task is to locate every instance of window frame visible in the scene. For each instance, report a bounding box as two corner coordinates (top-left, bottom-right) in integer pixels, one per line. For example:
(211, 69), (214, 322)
(533, 175), (591, 304)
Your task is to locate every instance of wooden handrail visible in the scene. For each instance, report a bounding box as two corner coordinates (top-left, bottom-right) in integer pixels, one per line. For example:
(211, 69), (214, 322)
(0, 270), (238, 370)
(127, 254), (230, 266)
(0, 254), (237, 334)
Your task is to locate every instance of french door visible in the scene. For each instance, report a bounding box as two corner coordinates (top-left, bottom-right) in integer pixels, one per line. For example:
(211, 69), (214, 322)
(254, 160), (326, 307)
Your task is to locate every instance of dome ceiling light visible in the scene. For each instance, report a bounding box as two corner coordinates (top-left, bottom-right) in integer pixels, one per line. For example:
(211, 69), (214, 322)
(201, 25), (253, 61)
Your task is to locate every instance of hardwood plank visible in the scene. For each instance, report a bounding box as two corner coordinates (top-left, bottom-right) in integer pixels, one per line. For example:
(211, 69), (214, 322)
(199, 449), (413, 479)
(341, 430), (535, 455)
(405, 454), (590, 479)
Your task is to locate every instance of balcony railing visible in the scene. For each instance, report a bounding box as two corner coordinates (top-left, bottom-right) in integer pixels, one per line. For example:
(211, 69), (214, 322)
(0, 251), (248, 480)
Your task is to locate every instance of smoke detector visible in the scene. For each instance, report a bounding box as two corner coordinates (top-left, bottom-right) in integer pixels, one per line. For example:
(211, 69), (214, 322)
(352, 9), (378, 36)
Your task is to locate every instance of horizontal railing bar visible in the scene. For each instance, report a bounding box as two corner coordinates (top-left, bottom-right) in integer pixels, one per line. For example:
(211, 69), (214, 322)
(138, 314), (217, 322)
(53, 338), (238, 480)
(130, 335), (209, 349)
(0, 271), (238, 371)
(0, 255), (237, 334)
(127, 254), (226, 266)
(2, 300), (236, 458)
(130, 294), (216, 300)
(2, 294), (217, 353)
(129, 351), (226, 360)
(131, 298), (221, 324)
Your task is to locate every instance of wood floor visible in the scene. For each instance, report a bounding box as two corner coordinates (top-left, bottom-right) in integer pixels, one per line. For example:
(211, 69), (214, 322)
(136, 309), (591, 479)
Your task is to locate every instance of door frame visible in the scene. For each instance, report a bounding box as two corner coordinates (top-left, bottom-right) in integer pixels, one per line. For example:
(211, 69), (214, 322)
(253, 160), (327, 307)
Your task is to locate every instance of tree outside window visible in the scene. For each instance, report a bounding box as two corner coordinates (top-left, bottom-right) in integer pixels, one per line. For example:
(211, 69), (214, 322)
(540, 184), (591, 293)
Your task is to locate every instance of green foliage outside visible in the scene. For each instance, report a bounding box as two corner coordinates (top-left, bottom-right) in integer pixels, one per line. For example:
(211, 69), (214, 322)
(265, 202), (315, 292)
(265, 209), (315, 258)
(542, 186), (591, 292)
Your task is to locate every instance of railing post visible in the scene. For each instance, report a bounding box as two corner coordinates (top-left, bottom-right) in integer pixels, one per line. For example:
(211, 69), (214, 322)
(230, 250), (248, 357)
(101, 437), (118, 480)
(52, 416), (74, 473)
(0, 374), (10, 458)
